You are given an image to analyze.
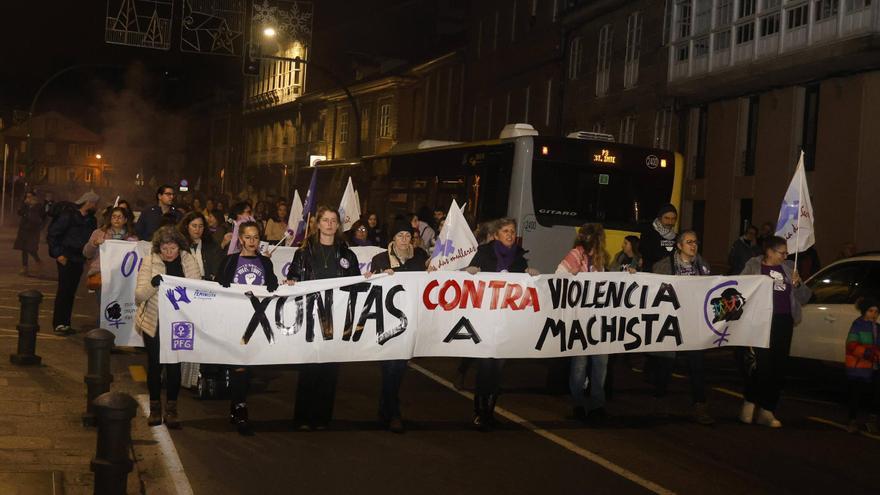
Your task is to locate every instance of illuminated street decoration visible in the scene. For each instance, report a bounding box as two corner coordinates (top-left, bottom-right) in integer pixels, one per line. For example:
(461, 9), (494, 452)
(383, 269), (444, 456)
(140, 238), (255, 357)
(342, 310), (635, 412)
(251, 0), (313, 49)
(105, 0), (173, 50)
(180, 0), (246, 56)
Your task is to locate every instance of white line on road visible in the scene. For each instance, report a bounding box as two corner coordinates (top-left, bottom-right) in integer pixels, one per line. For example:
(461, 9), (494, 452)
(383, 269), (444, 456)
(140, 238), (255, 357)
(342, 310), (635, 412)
(408, 362), (675, 495)
(806, 416), (880, 441)
(135, 394), (194, 495)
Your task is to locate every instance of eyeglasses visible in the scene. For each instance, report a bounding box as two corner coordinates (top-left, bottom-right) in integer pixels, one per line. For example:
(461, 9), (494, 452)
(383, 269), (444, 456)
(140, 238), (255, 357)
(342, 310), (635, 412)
(773, 249), (789, 257)
(356, 227), (367, 232)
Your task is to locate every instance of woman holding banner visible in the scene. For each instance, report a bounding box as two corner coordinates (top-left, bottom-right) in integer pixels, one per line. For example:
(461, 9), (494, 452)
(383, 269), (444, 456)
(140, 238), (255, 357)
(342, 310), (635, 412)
(465, 218), (538, 431)
(556, 223), (609, 425)
(135, 226), (200, 428)
(286, 206), (361, 430)
(738, 236), (811, 428)
(367, 219), (430, 433)
(217, 220), (280, 436)
(83, 206), (138, 325)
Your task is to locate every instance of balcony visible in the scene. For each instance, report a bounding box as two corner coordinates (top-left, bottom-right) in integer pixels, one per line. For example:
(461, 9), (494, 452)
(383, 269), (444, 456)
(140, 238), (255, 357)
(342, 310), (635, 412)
(668, 1), (880, 83)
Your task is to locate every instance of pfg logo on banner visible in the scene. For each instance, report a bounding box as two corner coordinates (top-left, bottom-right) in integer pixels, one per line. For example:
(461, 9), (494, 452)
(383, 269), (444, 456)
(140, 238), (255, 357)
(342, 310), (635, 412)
(171, 322), (195, 350)
(703, 281), (747, 347)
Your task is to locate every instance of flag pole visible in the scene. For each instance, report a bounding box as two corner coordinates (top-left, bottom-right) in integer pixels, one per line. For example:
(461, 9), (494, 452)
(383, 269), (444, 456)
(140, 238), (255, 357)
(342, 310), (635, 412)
(793, 151), (804, 275)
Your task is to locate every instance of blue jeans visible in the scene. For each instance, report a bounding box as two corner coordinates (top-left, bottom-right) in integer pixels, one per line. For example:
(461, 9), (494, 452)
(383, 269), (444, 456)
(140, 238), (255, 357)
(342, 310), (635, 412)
(569, 354), (608, 411)
(379, 360), (407, 421)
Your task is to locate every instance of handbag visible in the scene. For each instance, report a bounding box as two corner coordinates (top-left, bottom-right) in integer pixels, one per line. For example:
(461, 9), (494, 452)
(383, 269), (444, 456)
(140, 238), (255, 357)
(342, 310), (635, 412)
(86, 272), (102, 290)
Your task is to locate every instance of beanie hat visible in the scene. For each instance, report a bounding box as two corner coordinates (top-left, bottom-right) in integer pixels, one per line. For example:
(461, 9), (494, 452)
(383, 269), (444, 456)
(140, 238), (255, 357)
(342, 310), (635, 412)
(75, 191), (100, 205)
(656, 203), (678, 218)
(392, 218), (414, 237)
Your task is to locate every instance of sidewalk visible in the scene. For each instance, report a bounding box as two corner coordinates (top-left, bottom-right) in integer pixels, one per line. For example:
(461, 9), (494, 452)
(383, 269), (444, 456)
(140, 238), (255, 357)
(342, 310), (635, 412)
(0, 225), (147, 494)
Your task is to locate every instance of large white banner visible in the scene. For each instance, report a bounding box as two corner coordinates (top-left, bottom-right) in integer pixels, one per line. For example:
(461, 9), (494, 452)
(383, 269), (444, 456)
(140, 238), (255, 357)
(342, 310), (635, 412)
(158, 272), (773, 365)
(99, 240), (153, 346)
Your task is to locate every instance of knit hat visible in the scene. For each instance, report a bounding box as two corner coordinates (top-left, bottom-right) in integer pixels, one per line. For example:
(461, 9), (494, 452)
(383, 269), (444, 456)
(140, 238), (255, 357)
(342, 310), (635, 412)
(656, 203), (678, 218)
(392, 218), (414, 237)
(75, 191), (100, 205)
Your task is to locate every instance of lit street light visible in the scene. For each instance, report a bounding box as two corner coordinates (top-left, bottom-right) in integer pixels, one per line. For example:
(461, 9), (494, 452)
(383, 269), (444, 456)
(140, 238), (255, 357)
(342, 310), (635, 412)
(263, 27), (276, 38)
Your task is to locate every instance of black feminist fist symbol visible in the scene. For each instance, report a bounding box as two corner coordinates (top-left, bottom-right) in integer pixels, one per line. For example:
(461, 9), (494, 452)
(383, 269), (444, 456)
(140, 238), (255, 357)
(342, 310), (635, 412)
(241, 291), (275, 345)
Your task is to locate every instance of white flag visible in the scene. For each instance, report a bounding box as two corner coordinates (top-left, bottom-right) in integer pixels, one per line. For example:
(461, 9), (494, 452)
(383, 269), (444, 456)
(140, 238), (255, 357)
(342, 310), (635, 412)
(429, 199), (479, 271)
(285, 190), (304, 246)
(339, 177), (361, 232)
(774, 151), (815, 253)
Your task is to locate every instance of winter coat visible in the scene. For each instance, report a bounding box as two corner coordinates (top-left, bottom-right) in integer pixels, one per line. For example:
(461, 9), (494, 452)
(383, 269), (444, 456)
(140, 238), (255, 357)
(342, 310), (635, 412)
(83, 229), (138, 276)
(741, 256), (812, 324)
(134, 251), (200, 337)
(652, 252), (711, 276)
(13, 203), (45, 252)
(47, 207), (97, 263)
(640, 224), (676, 273)
(286, 240), (361, 281)
(189, 237), (222, 281)
(727, 237), (760, 275)
(608, 251), (643, 272)
(370, 244), (429, 273)
(135, 204), (182, 241)
(217, 252), (279, 291)
(556, 246), (602, 274)
(468, 240), (529, 273)
(845, 318), (879, 381)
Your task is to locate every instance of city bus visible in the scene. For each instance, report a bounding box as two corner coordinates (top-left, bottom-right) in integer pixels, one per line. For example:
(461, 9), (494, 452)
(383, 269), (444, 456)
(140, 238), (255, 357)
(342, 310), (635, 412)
(310, 124), (683, 272)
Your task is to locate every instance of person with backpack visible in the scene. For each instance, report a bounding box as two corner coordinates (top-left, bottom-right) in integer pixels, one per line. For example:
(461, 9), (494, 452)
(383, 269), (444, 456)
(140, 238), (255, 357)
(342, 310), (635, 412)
(47, 191), (99, 335)
(136, 185), (182, 241)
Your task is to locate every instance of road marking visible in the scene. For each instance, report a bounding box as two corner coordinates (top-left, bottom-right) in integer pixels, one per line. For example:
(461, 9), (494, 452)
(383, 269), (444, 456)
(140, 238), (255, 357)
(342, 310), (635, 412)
(0, 328), (65, 340)
(711, 387), (744, 399)
(806, 416), (880, 441)
(129, 365), (147, 382)
(408, 362), (675, 495)
(135, 394), (194, 495)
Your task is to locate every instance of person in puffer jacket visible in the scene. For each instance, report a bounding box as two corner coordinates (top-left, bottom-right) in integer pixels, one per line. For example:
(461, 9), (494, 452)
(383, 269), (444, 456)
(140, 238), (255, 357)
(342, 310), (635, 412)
(844, 297), (880, 434)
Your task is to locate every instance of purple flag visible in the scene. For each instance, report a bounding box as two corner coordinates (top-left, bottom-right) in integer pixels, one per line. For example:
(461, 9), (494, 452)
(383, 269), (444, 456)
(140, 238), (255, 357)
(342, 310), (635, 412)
(293, 168), (318, 244)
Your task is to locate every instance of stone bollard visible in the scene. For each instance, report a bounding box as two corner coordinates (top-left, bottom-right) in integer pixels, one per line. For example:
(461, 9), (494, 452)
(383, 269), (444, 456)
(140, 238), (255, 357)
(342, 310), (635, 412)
(83, 329), (116, 426)
(90, 392), (137, 495)
(10, 290), (43, 366)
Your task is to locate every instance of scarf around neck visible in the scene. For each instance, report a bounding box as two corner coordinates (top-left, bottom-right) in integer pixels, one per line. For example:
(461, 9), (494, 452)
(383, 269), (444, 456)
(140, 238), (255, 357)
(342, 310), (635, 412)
(652, 218), (676, 241)
(493, 241), (517, 272)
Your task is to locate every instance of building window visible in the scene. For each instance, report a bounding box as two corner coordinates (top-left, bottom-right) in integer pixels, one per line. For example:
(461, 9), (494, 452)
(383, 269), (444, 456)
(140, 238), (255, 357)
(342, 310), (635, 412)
(68, 144), (80, 158)
(592, 121), (606, 133)
(744, 95), (759, 176)
(596, 24), (612, 96)
(763, 0), (782, 10)
(694, 36), (710, 57)
(816, 0), (839, 20)
(676, 43), (690, 61)
(715, 30), (732, 50)
(760, 13), (780, 36)
(717, 0), (734, 26)
(675, 0), (692, 39)
(84, 169), (94, 183)
(788, 4), (809, 28)
(739, 0), (756, 18)
(847, 0), (872, 11)
(568, 37), (582, 80)
(338, 111), (349, 144)
(378, 103), (392, 138)
(802, 84), (819, 171)
(619, 116), (636, 144)
(694, 0), (712, 35)
(624, 12), (642, 88)
(19, 141), (26, 153)
(736, 22), (755, 44)
(695, 105), (708, 179)
(654, 108), (673, 149)
(361, 107), (369, 140)
(67, 169), (77, 182)
(44, 142), (56, 156)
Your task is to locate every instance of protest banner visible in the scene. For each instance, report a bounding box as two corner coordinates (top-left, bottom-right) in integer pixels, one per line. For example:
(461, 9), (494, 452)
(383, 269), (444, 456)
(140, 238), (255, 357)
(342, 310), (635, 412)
(158, 271), (773, 365)
(99, 240), (153, 346)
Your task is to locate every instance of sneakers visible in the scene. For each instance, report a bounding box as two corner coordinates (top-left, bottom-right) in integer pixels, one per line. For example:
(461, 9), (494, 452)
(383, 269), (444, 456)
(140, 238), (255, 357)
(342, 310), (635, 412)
(693, 402), (715, 426)
(755, 408), (782, 428)
(164, 400), (180, 429)
(53, 325), (74, 335)
(230, 402), (253, 436)
(739, 401), (755, 424)
(147, 401), (162, 427)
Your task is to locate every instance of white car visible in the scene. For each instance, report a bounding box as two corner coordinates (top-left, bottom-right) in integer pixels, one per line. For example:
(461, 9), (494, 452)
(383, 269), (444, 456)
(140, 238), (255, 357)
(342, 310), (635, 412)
(791, 255), (880, 363)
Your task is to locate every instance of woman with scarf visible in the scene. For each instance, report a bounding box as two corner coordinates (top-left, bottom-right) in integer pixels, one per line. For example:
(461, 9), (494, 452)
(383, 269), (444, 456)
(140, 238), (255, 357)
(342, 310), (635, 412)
(286, 206), (361, 430)
(348, 219), (375, 247)
(367, 219), (429, 433)
(640, 204), (678, 272)
(556, 223), (608, 425)
(465, 218), (538, 430)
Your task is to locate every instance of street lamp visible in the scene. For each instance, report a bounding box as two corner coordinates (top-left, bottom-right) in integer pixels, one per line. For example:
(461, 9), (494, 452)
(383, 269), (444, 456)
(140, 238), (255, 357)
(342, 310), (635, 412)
(262, 27), (276, 38)
(95, 154), (102, 160)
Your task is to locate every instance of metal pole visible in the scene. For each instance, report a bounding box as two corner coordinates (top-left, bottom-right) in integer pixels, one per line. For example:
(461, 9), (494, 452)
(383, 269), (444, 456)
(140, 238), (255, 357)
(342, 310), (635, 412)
(83, 328), (116, 427)
(90, 392), (137, 495)
(10, 290), (43, 366)
(1, 143), (8, 226)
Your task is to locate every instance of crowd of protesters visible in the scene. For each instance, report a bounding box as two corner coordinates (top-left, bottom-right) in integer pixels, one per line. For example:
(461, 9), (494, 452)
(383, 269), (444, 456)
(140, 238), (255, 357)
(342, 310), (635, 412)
(17, 185), (877, 437)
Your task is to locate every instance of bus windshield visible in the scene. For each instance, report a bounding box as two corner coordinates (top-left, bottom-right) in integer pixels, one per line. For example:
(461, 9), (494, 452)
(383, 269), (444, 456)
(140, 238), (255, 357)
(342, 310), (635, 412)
(531, 138), (675, 232)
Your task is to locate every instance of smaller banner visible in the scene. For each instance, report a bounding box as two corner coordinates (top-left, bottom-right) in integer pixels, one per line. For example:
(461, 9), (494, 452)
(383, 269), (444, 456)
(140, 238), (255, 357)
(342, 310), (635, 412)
(99, 240), (153, 346)
(338, 177), (361, 232)
(429, 199), (478, 271)
(775, 151), (815, 253)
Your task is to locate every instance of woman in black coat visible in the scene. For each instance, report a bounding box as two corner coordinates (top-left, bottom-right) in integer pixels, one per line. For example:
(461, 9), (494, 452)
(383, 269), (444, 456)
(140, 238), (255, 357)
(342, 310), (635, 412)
(465, 217), (536, 430)
(367, 219), (429, 433)
(285, 206), (360, 430)
(14, 191), (46, 276)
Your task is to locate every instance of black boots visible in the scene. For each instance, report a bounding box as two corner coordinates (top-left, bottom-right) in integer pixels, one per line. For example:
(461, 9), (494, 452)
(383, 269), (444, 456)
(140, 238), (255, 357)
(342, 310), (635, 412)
(472, 394), (498, 431)
(148, 401), (162, 426)
(164, 400), (180, 429)
(230, 402), (254, 436)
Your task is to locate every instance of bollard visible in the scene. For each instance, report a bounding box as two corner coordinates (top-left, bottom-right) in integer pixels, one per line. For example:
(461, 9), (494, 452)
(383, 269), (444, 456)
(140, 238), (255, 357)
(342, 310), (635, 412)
(10, 290), (43, 366)
(90, 392), (137, 495)
(83, 328), (116, 427)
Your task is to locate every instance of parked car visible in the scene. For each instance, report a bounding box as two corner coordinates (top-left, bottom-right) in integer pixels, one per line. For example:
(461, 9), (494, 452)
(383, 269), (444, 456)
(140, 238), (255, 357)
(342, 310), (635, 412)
(792, 254), (880, 363)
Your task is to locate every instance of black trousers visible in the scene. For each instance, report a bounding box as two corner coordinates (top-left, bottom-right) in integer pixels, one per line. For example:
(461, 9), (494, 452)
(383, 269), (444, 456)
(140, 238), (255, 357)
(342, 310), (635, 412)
(649, 351), (707, 403)
(53, 260), (83, 327)
(848, 373), (880, 419)
(143, 331), (181, 402)
(475, 358), (505, 396)
(20, 250), (40, 266)
(294, 363), (339, 427)
(230, 367), (250, 406)
(744, 314), (793, 412)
